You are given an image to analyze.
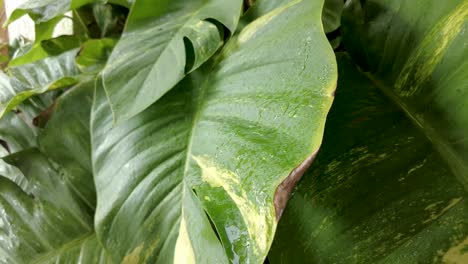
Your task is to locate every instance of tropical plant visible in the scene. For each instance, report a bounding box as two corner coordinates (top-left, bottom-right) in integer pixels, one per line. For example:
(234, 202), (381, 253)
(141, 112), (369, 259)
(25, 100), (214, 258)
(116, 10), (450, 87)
(0, 0), (466, 263)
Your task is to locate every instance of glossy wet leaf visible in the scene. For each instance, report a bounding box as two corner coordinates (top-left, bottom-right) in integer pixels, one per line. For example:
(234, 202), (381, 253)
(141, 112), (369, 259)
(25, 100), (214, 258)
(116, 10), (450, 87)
(101, 0), (244, 122)
(91, 0), (336, 262)
(0, 111), (37, 153)
(271, 1), (468, 262)
(1, 49), (83, 119)
(6, 0), (130, 25)
(38, 82), (96, 210)
(0, 150), (108, 264)
(269, 55), (468, 264)
(0, 82), (103, 264)
(0, 146), (28, 191)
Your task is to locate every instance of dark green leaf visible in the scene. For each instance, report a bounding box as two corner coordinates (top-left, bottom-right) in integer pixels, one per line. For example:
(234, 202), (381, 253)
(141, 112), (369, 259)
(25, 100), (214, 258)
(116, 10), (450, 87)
(0, 149), (108, 264)
(270, 52), (468, 263)
(342, 0), (468, 180)
(39, 81), (96, 210)
(0, 81), (102, 263)
(0, 146), (28, 191)
(322, 0), (343, 33)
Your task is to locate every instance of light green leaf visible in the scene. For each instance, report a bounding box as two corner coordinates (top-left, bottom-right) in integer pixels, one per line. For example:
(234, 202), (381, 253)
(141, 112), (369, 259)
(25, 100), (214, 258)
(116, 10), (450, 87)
(1, 49), (84, 119)
(76, 38), (118, 74)
(92, 0), (336, 262)
(270, 53), (468, 264)
(102, 0), (244, 122)
(342, 0), (468, 182)
(8, 16), (77, 67)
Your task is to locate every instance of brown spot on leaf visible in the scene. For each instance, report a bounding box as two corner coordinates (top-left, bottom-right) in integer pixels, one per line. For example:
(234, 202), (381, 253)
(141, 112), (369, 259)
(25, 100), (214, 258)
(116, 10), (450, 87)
(33, 101), (57, 128)
(274, 149), (319, 220)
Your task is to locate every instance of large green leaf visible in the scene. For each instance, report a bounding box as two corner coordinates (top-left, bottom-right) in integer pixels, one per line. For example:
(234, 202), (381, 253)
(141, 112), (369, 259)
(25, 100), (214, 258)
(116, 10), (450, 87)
(269, 55), (468, 262)
(101, 0), (244, 122)
(0, 49), (84, 119)
(91, 0), (336, 262)
(0, 150), (107, 264)
(342, 0), (468, 182)
(0, 82), (102, 263)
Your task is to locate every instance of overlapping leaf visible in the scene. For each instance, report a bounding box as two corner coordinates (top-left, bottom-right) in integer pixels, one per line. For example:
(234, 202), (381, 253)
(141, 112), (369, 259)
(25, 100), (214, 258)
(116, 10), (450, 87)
(0, 150), (107, 264)
(270, 54), (468, 264)
(101, 0), (244, 122)
(271, 0), (468, 262)
(91, 0), (336, 262)
(0, 82), (104, 263)
(8, 16), (78, 67)
(0, 49), (83, 119)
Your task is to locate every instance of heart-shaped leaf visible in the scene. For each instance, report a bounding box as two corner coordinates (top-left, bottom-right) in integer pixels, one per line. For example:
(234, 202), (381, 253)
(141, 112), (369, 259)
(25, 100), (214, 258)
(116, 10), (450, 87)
(91, 0), (336, 262)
